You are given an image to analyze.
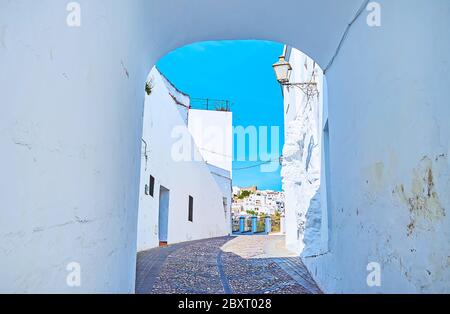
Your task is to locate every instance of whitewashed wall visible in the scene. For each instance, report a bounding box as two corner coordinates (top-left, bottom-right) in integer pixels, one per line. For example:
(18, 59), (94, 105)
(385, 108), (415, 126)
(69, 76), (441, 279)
(188, 109), (233, 174)
(302, 1), (450, 293)
(0, 0), (156, 293)
(137, 68), (229, 252)
(188, 109), (233, 235)
(1, 0), (450, 293)
(281, 47), (324, 256)
(207, 164), (233, 235)
(159, 71), (190, 125)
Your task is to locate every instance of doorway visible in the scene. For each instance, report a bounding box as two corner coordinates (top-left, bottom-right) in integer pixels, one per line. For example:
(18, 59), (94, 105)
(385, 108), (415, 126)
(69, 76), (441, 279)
(158, 186), (170, 247)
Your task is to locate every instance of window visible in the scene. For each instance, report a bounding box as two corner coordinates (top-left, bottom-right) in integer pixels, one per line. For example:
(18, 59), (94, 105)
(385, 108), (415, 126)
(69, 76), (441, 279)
(149, 175), (155, 197)
(223, 197), (228, 218)
(188, 196), (194, 222)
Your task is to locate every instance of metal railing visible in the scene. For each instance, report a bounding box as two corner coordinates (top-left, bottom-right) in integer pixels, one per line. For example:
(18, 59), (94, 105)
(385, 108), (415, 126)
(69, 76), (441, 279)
(231, 215), (276, 234)
(190, 98), (232, 112)
(244, 217), (253, 233)
(232, 218), (240, 233)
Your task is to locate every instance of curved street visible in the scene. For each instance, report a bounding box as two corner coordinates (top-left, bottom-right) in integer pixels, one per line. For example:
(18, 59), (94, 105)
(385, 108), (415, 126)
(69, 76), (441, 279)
(136, 235), (321, 294)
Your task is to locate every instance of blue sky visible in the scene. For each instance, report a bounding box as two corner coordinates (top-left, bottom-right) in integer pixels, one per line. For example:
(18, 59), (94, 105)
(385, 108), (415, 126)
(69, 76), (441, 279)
(157, 40), (284, 191)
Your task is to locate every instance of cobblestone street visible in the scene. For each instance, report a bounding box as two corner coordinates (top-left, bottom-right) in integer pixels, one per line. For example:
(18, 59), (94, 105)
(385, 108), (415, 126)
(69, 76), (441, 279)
(136, 235), (321, 294)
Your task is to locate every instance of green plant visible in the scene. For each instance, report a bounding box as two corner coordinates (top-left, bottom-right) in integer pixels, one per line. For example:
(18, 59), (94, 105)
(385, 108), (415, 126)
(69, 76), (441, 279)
(271, 215), (281, 233)
(145, 80), (153, 95)
(238, 190), (251, 199)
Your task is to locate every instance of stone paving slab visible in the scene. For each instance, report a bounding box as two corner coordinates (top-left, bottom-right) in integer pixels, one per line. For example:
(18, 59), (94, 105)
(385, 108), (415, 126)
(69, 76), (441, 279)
(221, 235), (321, 294)
(151, 237), (230, 294)
(273, 258), (322, 294)
(135, 235), (321, 294)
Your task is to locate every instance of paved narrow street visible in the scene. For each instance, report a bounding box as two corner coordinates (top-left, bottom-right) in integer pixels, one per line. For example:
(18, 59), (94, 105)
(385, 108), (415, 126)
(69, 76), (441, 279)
(136, 235), (321, 294)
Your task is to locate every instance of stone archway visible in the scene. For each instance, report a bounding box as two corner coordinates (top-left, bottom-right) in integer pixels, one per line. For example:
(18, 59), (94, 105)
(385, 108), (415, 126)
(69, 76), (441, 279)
(1, 0), (450, 293)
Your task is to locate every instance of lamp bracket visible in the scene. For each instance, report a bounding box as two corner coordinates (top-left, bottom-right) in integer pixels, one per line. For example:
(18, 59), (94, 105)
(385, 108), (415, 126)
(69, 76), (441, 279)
(282, 82), (320, 100)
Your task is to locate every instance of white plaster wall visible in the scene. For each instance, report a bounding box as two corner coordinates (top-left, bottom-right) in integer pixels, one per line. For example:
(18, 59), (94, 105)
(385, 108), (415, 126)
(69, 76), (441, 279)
(2, 0), (450, 293)
(207, 164), (233, 235)
(0, 0), (156, 293)
(137, 68), (229, 252)
(319, 77), (330, 253)
(282, 48), (324, 256)
(159, 71), (190, 125)
(302, 0), (450, 294)
(188, 109), (233, 174)
(188, 109), (233, 235)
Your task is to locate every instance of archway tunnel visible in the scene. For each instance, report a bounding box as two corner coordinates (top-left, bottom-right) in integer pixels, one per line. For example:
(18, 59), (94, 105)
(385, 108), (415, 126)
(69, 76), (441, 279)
(1, 0), (450, 293)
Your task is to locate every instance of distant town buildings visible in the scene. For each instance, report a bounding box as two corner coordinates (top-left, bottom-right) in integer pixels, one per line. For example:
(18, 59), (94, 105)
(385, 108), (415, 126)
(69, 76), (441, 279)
(237, 186), (258, 194)
(232, 186), (285, 217)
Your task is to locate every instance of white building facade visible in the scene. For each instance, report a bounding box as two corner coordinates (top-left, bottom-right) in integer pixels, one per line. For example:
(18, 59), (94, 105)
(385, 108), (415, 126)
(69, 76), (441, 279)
(188, 109), (233, 234)
(137, 68), (231, 251)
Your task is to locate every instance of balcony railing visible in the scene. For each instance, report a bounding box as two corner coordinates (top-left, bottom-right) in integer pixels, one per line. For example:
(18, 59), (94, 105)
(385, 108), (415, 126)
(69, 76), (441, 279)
(231, 215), (280, 235)
(190, 98), (232, 112)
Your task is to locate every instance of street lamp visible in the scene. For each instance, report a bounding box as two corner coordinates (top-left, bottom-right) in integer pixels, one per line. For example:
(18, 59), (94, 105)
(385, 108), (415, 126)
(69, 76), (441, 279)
(272, 55), (318, 93)
(272, 55), (292, 84)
